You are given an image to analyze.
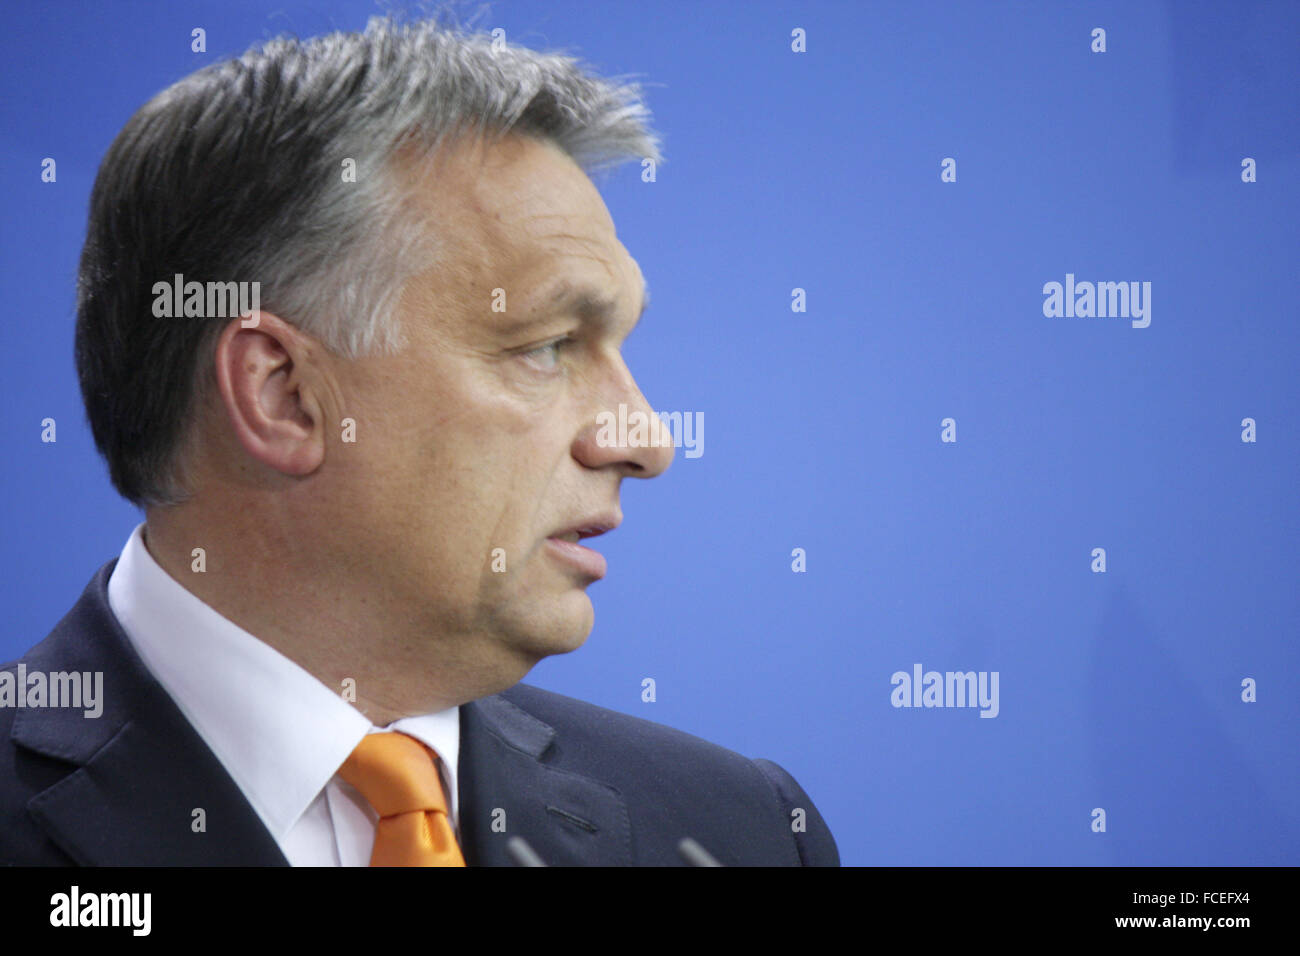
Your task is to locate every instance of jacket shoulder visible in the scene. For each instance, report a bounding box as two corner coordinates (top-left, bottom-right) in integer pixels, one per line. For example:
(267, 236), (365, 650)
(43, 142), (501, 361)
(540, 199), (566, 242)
(0, 663), (80, 864)
(0, 564), (120, 864)
(501, 681), (749, 759)
(496, 682), (839, 865)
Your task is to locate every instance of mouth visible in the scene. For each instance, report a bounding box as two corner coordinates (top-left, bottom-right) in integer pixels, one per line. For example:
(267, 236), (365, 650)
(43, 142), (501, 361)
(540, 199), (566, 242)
(552, 526), (611, 544)
(545, 516), (621, 579)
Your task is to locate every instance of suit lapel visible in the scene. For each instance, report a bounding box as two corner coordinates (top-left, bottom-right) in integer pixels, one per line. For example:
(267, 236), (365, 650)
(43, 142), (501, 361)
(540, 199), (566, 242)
(12, 561), (287, 865)
(458, 692), (631, 866)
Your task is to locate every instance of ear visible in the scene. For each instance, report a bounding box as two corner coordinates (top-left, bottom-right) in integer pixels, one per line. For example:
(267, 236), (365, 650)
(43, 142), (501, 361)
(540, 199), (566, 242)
(212, 311), (327, 480)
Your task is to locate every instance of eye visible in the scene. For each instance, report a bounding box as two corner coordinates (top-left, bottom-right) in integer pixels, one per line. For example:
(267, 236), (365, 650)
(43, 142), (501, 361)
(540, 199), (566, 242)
(520, 335), (574, 372)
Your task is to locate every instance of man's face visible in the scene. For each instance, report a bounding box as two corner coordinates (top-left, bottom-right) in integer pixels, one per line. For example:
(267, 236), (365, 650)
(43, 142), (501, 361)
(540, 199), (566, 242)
(320, 133), (673, 689)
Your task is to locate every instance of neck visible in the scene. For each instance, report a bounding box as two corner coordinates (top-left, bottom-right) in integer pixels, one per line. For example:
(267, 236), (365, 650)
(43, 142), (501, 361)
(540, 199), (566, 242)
(142, 498), (523, 725)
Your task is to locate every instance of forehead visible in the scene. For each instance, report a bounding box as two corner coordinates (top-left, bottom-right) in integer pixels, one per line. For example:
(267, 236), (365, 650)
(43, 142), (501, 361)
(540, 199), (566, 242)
(420, 133), (628, 282)
(393, 133), (646, 344)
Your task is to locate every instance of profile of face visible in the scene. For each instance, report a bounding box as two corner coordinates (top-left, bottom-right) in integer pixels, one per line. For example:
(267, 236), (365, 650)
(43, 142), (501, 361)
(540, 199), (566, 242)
(305, 133), (674, 695)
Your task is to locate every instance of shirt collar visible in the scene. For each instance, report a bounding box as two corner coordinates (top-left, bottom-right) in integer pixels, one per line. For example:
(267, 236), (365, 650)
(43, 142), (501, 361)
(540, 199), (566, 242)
(105, 522), (460, 839)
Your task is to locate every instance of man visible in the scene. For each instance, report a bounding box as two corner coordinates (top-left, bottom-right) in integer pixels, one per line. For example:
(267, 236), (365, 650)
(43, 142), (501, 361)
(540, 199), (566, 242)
(0, 17), (837, 866)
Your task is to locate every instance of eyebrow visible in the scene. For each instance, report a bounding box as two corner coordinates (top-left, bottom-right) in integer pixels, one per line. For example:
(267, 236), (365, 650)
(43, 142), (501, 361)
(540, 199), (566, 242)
(500, 276), (649, 337)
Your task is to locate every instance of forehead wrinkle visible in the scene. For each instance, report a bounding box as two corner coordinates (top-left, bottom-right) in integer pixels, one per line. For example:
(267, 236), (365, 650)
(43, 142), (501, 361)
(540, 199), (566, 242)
(533, 232), (619, 276)
(525, 254), (648, 328)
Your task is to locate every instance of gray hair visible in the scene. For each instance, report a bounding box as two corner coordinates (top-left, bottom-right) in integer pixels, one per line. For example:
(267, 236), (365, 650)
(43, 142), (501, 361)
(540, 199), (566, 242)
(75, 14), (662, 508)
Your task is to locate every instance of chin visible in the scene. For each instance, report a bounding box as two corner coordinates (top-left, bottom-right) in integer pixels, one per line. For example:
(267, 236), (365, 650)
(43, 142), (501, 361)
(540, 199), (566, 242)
(516, 594), (595, 660)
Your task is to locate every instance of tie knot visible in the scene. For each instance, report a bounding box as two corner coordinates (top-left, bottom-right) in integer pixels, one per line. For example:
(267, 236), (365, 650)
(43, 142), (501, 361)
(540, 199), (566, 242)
(338, 732), (449, 818)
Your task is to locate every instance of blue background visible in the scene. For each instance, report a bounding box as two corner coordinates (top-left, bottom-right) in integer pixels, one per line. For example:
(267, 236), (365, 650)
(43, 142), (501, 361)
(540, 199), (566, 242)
(2, 0), (1297, 865)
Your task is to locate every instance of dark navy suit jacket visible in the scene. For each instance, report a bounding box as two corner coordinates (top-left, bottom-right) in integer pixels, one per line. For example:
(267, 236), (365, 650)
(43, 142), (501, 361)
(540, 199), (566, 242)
(1, 561), (839, 866)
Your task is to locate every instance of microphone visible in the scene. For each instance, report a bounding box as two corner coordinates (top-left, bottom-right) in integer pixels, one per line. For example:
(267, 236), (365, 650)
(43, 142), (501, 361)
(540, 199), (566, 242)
(505, 834), (724, 865)
(506, 835), (547, 867)
(677, 837), (722, 866)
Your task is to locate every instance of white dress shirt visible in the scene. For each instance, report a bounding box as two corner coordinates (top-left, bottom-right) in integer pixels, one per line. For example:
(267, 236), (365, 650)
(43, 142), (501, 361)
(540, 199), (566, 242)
(105, 522), (461, 866)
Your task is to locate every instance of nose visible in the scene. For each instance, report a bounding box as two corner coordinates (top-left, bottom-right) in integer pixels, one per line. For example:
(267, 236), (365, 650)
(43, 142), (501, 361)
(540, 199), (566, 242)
(573, 358), (675, 478)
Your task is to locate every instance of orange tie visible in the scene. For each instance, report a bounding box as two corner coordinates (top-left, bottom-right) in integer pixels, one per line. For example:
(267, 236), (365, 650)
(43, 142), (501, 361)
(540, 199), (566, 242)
(337, 731), (465, 867)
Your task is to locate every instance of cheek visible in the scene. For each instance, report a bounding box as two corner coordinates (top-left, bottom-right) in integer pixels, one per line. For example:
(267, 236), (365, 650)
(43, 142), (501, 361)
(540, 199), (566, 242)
(361, 366), (572, 531)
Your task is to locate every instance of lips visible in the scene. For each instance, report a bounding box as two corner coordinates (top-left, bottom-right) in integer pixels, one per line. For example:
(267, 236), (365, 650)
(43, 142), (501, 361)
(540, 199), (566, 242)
(545, 514), (621, 579)
(548, 515), (621, 543)
(553, 527), (607, 544)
